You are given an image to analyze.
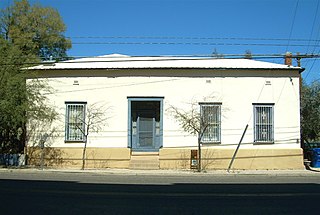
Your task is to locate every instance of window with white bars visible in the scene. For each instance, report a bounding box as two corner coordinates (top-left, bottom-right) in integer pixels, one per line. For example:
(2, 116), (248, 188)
(253, 104), (274, 143)
(65, 102), (86, 142)
(200, 103), (221, 143)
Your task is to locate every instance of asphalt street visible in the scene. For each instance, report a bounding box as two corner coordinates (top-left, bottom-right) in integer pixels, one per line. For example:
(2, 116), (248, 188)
(0, 169), (319, 215)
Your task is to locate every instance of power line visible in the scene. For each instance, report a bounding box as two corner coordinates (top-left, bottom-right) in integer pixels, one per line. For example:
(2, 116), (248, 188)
(68, 36), (320, 42)
(287, 0), (300, 51)
(304, 57), (319, 80)
(71, 41), (320, 47)
(44, 78), (181, 95)
(2, 53), (320, 66)
(4, 35), (320, 51)
(7, 34), (320, 42)
(311, 77), (320, 83)
(303, 0), (320, 83)
(8, 33), (320, 43)
(303, 0), (320, 73)
(306, 0), (320, 53)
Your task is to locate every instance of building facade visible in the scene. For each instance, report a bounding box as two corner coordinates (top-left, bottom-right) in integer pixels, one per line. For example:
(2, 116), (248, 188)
(27, 54), (305, 170)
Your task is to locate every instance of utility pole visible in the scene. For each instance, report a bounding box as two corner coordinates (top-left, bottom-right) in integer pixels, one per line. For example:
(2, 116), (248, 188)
(296, 52), (301, 67)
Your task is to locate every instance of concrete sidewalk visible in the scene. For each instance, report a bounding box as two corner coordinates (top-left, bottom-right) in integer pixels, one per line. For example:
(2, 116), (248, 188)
(1, 166), (319, 176)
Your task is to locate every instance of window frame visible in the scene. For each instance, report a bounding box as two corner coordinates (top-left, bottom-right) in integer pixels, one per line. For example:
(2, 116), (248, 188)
(65, 101), (87, 143)
(253, 103), (274, 144)
(199, 102), (222, 144)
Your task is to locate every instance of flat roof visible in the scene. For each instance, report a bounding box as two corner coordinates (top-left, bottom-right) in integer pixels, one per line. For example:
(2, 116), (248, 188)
(28, 54), (303, 71)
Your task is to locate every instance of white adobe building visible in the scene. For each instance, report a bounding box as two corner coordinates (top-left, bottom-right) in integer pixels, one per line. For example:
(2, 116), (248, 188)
(27, 54), (305, 170)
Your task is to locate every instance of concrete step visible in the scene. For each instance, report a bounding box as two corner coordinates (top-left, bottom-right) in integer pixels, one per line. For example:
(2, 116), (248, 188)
(131, 151), (159, 156)
(129, 155), (160, 170)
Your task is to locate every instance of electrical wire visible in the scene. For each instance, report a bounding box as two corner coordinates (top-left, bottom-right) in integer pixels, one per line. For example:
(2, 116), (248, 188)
(43, 78), (181, 95)
(71, 41), (320, 47)
(304, 56), (319, 80)
(303, 0), (320, 74)
(6, 33), (320, 42)
(4, 34), (310, 48)
(286, 0), (300, 52)
(306, 0), (320, 53)
(68, 36), (320, 42)
(1, 53), (320, 66)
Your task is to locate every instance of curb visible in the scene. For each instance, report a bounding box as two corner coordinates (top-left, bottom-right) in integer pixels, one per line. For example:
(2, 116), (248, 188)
(1, 166), (319, 176)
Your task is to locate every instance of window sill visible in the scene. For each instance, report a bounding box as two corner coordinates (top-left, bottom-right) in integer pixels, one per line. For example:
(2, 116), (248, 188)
(65, 140), (85, 144)
(201, 142), (221, 145)
(253, 141), (274, 145)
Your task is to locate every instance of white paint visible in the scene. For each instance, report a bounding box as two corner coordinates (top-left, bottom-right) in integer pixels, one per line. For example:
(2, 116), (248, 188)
(27, 76), (300, 149)
(26, 56), (302, 150)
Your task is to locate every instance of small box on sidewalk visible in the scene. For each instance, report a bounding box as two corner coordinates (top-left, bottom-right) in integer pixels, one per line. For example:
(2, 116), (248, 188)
(190, 150), (198, 169)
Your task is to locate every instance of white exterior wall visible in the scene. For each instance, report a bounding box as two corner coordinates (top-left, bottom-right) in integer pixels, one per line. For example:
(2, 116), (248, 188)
(31, 69), (301, 150)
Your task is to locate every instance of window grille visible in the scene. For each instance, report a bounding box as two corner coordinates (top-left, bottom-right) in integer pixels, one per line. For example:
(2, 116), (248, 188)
(253, 104), (274, 143)
(200, 103), (221, 143)
(65, 102), (86, 142)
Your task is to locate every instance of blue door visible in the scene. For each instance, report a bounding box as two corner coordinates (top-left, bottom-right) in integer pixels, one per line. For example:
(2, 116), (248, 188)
(137, 117), (155, 149)
(128, 98), (163, 152)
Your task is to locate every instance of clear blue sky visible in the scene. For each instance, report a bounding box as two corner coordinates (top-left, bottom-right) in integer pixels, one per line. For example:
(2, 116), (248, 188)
(1, 0), (320, 83)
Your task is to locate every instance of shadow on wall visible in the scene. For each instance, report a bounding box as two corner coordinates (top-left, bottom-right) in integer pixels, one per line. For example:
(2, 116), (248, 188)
(27, 147), (71, 168)
(26, 147), (124, 169)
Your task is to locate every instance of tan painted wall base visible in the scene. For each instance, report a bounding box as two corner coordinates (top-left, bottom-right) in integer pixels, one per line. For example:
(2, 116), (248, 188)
(27, 146), (304, 170)
(159, 147), (305, 170)
(27, 147), (131, 169)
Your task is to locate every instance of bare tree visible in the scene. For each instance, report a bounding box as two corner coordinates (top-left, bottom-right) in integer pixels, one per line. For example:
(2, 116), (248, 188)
(168, 103), (209, 172)
(76, 102), (111, 170)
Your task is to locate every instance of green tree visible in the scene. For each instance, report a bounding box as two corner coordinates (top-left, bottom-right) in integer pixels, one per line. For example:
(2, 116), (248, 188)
(0, 38), (58, 154)
(301, 80), (320, 143)
(0, 0), (69, 154)
(0, 38), (26, 153)
(0, 0), (71, 61)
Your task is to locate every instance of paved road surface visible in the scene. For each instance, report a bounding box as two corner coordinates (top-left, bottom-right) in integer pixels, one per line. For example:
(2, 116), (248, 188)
(0, 170), (319, 215)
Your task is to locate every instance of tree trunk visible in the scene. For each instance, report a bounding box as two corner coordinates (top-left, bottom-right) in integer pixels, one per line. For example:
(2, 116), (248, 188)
(197, 137), (201, 172)
(81, 137), (87, 170)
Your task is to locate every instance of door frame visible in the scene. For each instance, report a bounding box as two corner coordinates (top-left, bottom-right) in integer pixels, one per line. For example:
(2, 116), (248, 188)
(127, 97), (164, 152)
